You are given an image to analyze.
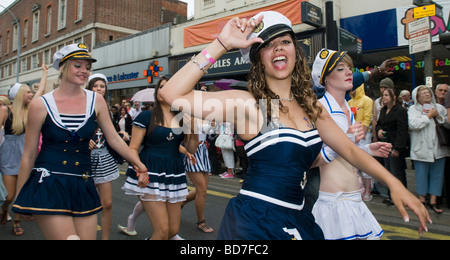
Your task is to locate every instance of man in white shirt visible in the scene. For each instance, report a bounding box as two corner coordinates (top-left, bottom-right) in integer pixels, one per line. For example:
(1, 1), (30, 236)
(129, 101), (142, 120)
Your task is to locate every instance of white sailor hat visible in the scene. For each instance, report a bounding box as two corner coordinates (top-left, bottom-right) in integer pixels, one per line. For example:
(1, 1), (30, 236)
(88, 73), (108, 84)
(311, 49), (348, 89)
(53, 43), (97, 70)
(8, 83), (23, 100)
(240, 11), (294, 63)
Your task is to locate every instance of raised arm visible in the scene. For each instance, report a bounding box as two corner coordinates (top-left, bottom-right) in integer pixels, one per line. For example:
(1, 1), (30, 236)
(159, 16), (264, 128)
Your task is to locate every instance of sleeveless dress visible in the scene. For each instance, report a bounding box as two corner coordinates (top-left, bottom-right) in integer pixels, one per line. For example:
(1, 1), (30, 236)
(12, 89), (102, 217)
(90, 127), (120, 184)
(122, 110), (188, 203)
(0, 106), (25, 176)
(218, 126), (325, 240)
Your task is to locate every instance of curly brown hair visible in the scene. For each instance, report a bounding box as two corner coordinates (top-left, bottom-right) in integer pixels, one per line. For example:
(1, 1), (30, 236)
(247, 34), (322, 124)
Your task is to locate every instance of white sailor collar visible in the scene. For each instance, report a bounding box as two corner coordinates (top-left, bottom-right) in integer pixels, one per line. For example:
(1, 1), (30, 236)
(41, 88), (96, 133)
(319, 91), (354, 130)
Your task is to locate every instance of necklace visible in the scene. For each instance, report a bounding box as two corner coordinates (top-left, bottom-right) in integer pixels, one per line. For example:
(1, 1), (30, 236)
(280, 92), (294, 102)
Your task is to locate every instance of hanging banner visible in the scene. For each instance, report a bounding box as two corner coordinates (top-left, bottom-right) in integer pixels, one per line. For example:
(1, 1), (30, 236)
(184, 0), (307, 48)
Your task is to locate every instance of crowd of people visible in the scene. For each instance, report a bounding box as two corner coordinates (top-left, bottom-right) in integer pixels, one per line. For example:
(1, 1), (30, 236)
(0, 10), (445, 240)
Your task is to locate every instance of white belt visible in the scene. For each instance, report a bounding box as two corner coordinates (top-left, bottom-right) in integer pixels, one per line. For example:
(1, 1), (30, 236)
(239, 189), (305, 211)
(35, 168), (91, 183)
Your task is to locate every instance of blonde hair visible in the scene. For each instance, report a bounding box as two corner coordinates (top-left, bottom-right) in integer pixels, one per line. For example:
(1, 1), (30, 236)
(11, 85), (31, 135)
(0, 96), (11, 106)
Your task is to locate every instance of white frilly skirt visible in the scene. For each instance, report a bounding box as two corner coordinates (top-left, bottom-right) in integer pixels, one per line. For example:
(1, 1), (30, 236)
(312, 190), (384, 240)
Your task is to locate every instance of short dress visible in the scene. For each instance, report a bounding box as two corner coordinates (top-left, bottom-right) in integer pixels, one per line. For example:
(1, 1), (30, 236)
(122, 110), (188, 203)
(0, 107), (25, 176)
(184, 122), (211, 173)
(13, 90), (102, 217)
(90, 127), (120, 184)
(218, 126), (325, 240)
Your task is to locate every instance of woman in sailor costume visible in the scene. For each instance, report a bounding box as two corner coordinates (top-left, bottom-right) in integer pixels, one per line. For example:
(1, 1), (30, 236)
(12, 44), (147, 240)
(86, 73), (120, 240)
(160, 12), (431, 239)
(122, 76), (199, 240)
(311, 50), (391, 240)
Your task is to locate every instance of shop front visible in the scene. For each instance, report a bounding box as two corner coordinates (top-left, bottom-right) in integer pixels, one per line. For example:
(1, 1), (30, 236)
(94, 58), (169, 106)
(340, 1), (450, 95)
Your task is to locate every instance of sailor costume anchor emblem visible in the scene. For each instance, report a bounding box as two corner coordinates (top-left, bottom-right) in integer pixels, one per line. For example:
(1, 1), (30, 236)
(167, 132), (174, 141)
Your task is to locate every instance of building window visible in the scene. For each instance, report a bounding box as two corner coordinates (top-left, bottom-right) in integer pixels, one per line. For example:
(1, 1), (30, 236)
(75, 0), (83, 22)
(32, 11), (40, 42)
(58, 0), (67, 30)
(12, 61), (16, 76)
(0, 36), (2, 57)
(32, 54), (39, 69)
(6, 30), (10, 53)
(21, 57), (27, 72)
(45, 5), (52, 36)
(12, 24), (18, 51)
(44, 49), (51, 65)
(23, 19), (28, 46)
(4, 65), (10, 77)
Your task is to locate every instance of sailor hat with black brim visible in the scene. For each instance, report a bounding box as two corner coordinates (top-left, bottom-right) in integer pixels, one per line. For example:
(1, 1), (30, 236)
(240, 11), (294, 63)
(311, 48), (348, 89)
(53, 43), (97, 70)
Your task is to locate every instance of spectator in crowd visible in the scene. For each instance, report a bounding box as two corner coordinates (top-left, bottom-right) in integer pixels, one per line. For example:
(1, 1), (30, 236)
(376, 88), (409, 205)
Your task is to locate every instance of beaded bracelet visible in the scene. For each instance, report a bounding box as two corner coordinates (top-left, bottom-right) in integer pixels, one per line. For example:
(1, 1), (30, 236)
(191, 55), (209, 74)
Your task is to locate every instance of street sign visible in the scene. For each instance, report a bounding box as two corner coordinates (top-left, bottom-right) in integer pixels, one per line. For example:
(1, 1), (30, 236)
(408, 17), (432, 54)
(414, 4), (436, 19)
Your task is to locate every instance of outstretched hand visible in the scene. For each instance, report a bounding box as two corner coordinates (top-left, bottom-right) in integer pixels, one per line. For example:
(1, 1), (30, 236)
(390, 184), (432, 237)
(368, 142), (392, 158)
(218, 15), (265, 51)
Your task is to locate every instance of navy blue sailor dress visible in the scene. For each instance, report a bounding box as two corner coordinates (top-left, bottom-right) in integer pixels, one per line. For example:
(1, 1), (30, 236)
(218, 126), (325, 240)
(122, 110), (188, 203)
(13, 89), (102, 217)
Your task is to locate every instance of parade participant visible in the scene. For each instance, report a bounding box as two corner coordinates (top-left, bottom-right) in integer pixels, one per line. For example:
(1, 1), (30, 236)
(12, 44), (147, 240)
(182, 118), (214, 233)
(122, 76), (198, 240)
(311, 49), (389, 240)
(0, 84), (33, 235)
(86, 73), (120, 240)
(160, 11), (431, 239)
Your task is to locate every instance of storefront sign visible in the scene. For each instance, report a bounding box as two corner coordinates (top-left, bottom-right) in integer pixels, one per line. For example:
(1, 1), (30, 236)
(414, 4), (436, 19)
(176, 50), (251, 78)
(408, 17), (432, 54)
(301, 2), (322, 28)
(184, 0), (307, 48)
(95, 58), (169, 90)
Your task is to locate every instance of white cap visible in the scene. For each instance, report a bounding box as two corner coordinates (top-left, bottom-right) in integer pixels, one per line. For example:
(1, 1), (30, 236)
(53, 43), (97, 70)
(311, 49), (348, 89)
(88, 73), (108, 84)
(8, 83), (23, 100)
(240, 11), (294, 63)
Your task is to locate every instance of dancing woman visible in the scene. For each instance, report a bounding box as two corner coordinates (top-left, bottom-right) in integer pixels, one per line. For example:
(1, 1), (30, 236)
(160, 12), (431, 239)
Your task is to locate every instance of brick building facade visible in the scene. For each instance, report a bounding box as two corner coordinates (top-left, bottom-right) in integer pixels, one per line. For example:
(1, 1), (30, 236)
(0, 0), (186, 94)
